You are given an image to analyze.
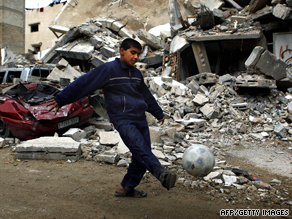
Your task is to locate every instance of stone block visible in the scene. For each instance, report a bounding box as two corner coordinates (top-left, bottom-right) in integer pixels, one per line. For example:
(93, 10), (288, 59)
(97, 150), (120, 164)
(55, 41), (94, 60)
(273, 3), (292, 20)
(90, 36), (104, 49)
(175, 118), (206, 132)
(255, 50), (287, 80)
(274, 122), (287, 138)
(137, 29), (170, 51)
(152, 149), (165, 159)
(99, 131), (120, 146)
(149, 126), (163, 143)
(159, 127), (176, 142)
(91, 55), (106, 68)
(200, 103), (220, 119)
(101, 46), (117, 58)
(135, 62), (147, 77)
(245, 46), (265, 69)
(187, 80), (200, 94)
(219, 74), (235, 85)
(0, 137), (5, 148)
(192, 93), (209, 105)
(118, 27), (136, 38)
(169, 35), (189, 53)
(62, 128), (87, 142)
(230, 16), (247, 24)
(15, 137), (81, 160)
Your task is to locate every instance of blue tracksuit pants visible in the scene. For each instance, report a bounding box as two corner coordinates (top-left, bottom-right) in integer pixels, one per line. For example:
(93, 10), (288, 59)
(113, 118), (165, 192)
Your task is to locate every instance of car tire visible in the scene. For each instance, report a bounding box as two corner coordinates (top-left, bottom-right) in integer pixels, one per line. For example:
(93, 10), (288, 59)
(0, 120), (10, 138)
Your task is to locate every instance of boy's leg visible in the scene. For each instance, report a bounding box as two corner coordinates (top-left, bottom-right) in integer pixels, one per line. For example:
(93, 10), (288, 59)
(113, 119), (165, 192)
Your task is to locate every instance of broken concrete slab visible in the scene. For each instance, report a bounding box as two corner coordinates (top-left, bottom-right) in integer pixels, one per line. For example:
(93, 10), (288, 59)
(254, 50), (288, 81)
(62, 128), (87, 142)
(149, 126), (163, 143)
(101, 46), (117, 59)
(99, 131), (120, 146)
(91, 55), (106, 67)
(175, 118), (206, 132)
(47, 58), (82, 83)
(55, 41), (95, 60)
(187, 73), (219, 85)
(245, 46), (265, 69)
(249, 0), (271, 13)
(233, 74), (277, 88)
(187, 29), (263, 41)
(273, 3), (292, 20)
(169, 35), (189, 53)
(168, 0), (184, 36)
(137, 29), (170, 51)
(274, 122), (287, 138)
(96, 149), (120, 164)
(15, 137), (81, 160)
(200, 103), (220, 119)
(192, 93), (209, 105)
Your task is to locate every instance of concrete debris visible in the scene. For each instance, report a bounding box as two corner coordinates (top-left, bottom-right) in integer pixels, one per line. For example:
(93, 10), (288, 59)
(137, 29), (170, 51)
(62, 128), (87, 142)
(245, 46), (288, 81)
(14, 136), (81, 160)
(47, 58), (82, 83)
(168, 0), (184, 37)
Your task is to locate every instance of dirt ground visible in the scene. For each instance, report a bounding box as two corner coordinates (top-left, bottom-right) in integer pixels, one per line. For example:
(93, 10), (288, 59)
(1, 146), (291, 219)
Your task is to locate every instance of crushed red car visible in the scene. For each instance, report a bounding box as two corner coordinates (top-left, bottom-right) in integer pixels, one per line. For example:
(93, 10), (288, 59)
(0, 82), (93, 140)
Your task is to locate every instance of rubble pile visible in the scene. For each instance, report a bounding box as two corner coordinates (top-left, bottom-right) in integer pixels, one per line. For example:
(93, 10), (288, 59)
(7, 71), (292, 205)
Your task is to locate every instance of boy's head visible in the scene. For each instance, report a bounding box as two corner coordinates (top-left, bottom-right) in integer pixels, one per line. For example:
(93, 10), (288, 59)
(119, 38), (142, 67)
(120, 38), (142, 51)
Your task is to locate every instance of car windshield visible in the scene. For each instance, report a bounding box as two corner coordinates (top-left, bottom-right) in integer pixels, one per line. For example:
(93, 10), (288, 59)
(6, 70), (22, 83)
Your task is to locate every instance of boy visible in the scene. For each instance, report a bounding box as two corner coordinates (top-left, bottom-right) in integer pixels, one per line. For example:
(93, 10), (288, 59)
(47, 38), (177, 198)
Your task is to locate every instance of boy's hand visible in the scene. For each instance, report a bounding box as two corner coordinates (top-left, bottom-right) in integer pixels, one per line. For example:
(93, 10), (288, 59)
(157, 115), (165, 125)
(47, 99), (59, 115)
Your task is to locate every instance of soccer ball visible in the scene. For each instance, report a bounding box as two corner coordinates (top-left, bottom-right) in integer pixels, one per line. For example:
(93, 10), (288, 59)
(182, 144), (215, 177)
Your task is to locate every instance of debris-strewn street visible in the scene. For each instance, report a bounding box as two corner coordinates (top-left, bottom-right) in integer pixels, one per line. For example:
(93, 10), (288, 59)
(0, 146), (291, 219)
(1, 0), (292, 218)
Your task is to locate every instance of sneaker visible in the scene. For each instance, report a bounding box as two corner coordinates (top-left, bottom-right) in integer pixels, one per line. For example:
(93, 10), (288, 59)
(159, 171), (177, 190)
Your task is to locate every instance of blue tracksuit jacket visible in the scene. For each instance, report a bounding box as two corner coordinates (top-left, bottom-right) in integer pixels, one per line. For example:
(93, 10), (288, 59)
(54, 58), (164, 123)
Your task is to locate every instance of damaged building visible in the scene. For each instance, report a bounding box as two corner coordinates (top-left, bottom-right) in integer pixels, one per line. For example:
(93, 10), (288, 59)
(22, 0), (292, 94)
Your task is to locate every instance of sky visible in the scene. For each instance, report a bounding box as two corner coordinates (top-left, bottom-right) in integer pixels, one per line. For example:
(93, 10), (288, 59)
(25, 0), (67, 9)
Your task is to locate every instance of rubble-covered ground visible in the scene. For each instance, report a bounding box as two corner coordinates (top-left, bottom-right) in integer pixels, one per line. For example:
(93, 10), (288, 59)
(0, 146), (291, 219)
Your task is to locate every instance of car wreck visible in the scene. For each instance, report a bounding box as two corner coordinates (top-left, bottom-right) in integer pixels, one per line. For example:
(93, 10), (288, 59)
(0, 82), (93, 140)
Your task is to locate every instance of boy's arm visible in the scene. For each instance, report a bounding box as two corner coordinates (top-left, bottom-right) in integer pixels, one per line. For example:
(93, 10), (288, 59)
(48, 65), (110, 111)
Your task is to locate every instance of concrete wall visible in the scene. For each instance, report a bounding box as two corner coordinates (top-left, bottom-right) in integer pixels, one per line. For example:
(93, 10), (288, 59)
(0, 0), (25, 54)
(25, 3), (64, 54)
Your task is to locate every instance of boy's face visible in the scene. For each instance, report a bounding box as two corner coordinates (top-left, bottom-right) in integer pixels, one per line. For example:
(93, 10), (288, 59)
(120, 46), (141, 67)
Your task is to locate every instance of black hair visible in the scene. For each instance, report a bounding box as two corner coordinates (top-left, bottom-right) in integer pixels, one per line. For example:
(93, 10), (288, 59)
(120, 38), (142, 51)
